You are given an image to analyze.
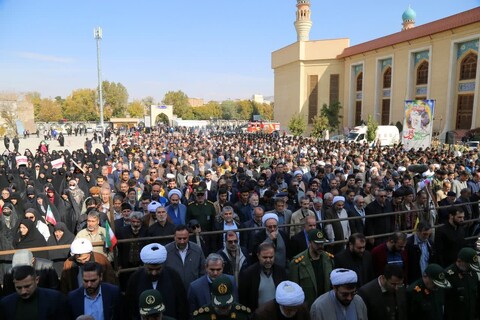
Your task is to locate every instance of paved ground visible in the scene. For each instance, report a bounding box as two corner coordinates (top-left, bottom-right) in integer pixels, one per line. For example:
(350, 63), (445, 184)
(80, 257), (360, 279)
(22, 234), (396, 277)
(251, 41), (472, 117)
(4, 133), (105, 155)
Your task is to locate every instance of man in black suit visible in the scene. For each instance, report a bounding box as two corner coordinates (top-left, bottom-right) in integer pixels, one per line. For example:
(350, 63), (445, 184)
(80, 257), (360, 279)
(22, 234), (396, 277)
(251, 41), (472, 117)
(125, 243), (188, 320)
(358, 264), (407, 320)
(0, 265), (67, 320)
(290, 215), (317, 256)
(238, 242), (287, 311)
(405, 221), (435, 284)
(334, 233), (375, 287)
(67, 261), (122, 319)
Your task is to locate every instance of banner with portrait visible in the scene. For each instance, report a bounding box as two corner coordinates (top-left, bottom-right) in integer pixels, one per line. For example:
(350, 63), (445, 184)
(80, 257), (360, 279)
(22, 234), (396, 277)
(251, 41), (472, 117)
(402, 99), (435, 150)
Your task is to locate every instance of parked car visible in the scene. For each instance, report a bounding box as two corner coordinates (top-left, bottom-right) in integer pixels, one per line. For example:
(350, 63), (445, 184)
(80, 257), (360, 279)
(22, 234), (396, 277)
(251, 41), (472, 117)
(465, 140), (480, 150)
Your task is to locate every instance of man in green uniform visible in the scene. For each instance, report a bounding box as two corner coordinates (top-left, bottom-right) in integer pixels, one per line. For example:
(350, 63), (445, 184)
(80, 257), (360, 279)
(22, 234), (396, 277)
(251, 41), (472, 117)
(444, 247), (480, 320)
(138, 289), (176, 320)
(193, 275), (251, 319)
(289, 229), (334, 307)
(187, 185), (216, 232)
(407, 263), (451, 320)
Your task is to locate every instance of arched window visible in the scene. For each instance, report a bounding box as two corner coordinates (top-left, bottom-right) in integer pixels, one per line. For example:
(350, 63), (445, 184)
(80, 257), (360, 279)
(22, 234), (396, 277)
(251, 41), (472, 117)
(383, 67), (391, 88)
(356, 72), (363, 91)
(416, 61), (429, 85)
(460, 52), (477, 80)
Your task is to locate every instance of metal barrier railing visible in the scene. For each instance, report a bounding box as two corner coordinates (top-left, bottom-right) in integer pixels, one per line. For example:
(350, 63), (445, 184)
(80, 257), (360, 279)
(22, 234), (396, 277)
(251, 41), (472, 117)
(0, 199), (478, 275)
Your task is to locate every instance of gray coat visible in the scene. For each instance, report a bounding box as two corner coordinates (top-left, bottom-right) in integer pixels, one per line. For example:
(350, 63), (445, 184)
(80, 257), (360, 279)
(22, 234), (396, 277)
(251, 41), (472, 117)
(165, 241), (206, 290)
(310, 290), (367, 320)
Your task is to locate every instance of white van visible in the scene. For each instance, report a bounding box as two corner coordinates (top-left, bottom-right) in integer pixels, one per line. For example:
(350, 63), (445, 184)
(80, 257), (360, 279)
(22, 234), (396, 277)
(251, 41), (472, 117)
(346, 125), (400, 146)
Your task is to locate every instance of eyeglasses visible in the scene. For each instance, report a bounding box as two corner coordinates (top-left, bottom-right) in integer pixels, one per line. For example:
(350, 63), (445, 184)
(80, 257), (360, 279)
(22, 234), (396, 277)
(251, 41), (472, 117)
(150, 171), (156, 174)
(25, 215), (35, 220)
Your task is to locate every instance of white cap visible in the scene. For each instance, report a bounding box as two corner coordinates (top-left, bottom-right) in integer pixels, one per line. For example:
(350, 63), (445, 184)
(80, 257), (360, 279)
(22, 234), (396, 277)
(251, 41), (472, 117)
(70, 238), (93, 255)
(168, 189), (182, 199)
(333, 196), (345, 205)
(140, 243), (167, 264)
(12, 249), (33, 268)
(275, 281), (305, 307)
(330, 268), (358, 286)
(262, 213), (279, 226)
(147, 201), (162, 213)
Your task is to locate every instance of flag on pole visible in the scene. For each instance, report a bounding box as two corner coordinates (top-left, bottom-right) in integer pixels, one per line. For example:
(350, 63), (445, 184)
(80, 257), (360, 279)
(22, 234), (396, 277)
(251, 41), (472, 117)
(45, 205), (57, 226)
(105, 221), (117, 251)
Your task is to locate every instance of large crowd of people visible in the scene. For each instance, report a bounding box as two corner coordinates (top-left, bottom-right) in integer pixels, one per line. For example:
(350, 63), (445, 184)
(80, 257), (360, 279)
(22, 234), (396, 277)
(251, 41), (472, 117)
(0, 124), (479, 319)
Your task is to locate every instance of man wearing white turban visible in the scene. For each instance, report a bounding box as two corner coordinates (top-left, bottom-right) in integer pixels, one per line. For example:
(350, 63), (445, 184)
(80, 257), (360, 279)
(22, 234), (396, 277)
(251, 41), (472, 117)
(254, 280), (310, 319)
(310, 269), (367, 320)
(166, 189), (186, 226)
(324, 196), (351, 254)
(125, 243), (188, 320)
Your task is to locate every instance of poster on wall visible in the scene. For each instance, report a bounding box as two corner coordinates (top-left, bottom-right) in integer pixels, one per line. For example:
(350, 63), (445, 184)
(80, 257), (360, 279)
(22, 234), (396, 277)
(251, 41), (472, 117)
(402, 99), (435, 150)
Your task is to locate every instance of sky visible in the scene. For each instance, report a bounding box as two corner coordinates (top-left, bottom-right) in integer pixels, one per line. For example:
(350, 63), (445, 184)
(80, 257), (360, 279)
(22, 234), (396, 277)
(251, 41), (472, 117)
(0, 0), (478, 103)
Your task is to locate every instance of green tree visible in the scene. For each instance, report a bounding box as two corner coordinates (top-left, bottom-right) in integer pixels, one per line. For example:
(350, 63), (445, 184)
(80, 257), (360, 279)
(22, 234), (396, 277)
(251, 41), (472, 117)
(193, 101), (222, 120)
(63, 89), (98, 121)
(221, 100), (238, 120)
(320, 101), (343, 132)
(162, 90), (192, 119)
(311, 115), (329, 138)
(288, 113), (306, 136)
(142, 96), (155, 115)
(37, 98), (63, 122)
(257, 102), (274, 120)
(26, 92), (42, 119)
(236, 100), (254, 120)
(155, 113), (169, 125)
(102, 81), (129, 118)
(127, 100), (144, 118)
(367, 115), (378, 142)
(1, 110), (17, 136)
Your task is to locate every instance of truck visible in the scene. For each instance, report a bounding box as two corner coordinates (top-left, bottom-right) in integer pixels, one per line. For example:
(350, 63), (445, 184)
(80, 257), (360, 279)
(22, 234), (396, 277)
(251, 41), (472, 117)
(346, 125), (400, 146)
(247, 121), (280, 134)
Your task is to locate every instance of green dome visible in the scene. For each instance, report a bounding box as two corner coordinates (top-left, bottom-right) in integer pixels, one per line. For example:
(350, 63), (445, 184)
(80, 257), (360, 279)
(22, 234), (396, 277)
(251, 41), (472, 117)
(402, 6), (416, 21)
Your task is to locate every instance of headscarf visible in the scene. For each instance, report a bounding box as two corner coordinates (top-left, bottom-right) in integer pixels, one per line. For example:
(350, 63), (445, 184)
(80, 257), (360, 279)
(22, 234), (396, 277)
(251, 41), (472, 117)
(13, 218), (49, 259)
(47, 221), (75, 275)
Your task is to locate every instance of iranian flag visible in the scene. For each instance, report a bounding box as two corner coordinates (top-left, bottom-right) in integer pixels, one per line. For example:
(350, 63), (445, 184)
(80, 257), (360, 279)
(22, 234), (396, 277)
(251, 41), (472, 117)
(105, 221), (117, 251)
(45, 205), (57, 226)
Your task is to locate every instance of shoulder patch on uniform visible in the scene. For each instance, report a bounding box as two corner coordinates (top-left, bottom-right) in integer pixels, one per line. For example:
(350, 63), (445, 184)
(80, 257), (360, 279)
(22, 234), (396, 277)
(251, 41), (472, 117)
(326, 252), (334, 258)
(188, 201), (195, 205)
(207, 200), (214, 204)
(193, 310), (199, 316)
(294, 255), (305, 263)
(246, 307), (251, 313)
(447, 269), (455, 275)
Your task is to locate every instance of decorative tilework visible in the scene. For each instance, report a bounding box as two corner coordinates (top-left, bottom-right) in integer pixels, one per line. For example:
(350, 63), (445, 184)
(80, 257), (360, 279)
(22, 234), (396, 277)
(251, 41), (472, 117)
(353, 65), (363, 77)
(416, 86), (427, 95)
(414, 51), (429, 66)
(381, 58), (392, 71)
(459, 82), (476, 92)
(457, 39), (479, 60)
(383, 89), (391, 98)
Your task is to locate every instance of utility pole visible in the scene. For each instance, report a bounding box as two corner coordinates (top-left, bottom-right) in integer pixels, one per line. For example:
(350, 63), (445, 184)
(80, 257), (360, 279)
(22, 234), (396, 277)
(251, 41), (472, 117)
(94, 27), (104, 128)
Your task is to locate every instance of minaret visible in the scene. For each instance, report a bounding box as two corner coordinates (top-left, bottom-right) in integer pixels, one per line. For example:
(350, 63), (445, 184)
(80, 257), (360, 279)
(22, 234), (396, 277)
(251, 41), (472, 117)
(294, 0), (312, 41)
(402, 6), (416, 31)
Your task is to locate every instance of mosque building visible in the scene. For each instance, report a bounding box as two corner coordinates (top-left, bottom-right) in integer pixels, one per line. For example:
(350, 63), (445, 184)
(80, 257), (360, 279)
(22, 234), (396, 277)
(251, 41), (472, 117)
(272, 2), (480, 139)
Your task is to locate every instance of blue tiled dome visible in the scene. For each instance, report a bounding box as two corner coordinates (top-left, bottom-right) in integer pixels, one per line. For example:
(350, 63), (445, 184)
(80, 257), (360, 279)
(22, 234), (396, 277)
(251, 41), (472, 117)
(402, 6), (416, 21)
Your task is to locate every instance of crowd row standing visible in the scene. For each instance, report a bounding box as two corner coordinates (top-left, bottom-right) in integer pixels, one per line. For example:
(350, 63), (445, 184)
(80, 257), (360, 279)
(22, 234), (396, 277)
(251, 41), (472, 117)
(0, 125), (479, 319)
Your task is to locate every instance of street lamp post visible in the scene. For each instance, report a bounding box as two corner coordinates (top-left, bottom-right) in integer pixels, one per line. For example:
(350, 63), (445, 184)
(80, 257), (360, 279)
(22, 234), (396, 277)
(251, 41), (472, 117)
(94, 27), (104, 128)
